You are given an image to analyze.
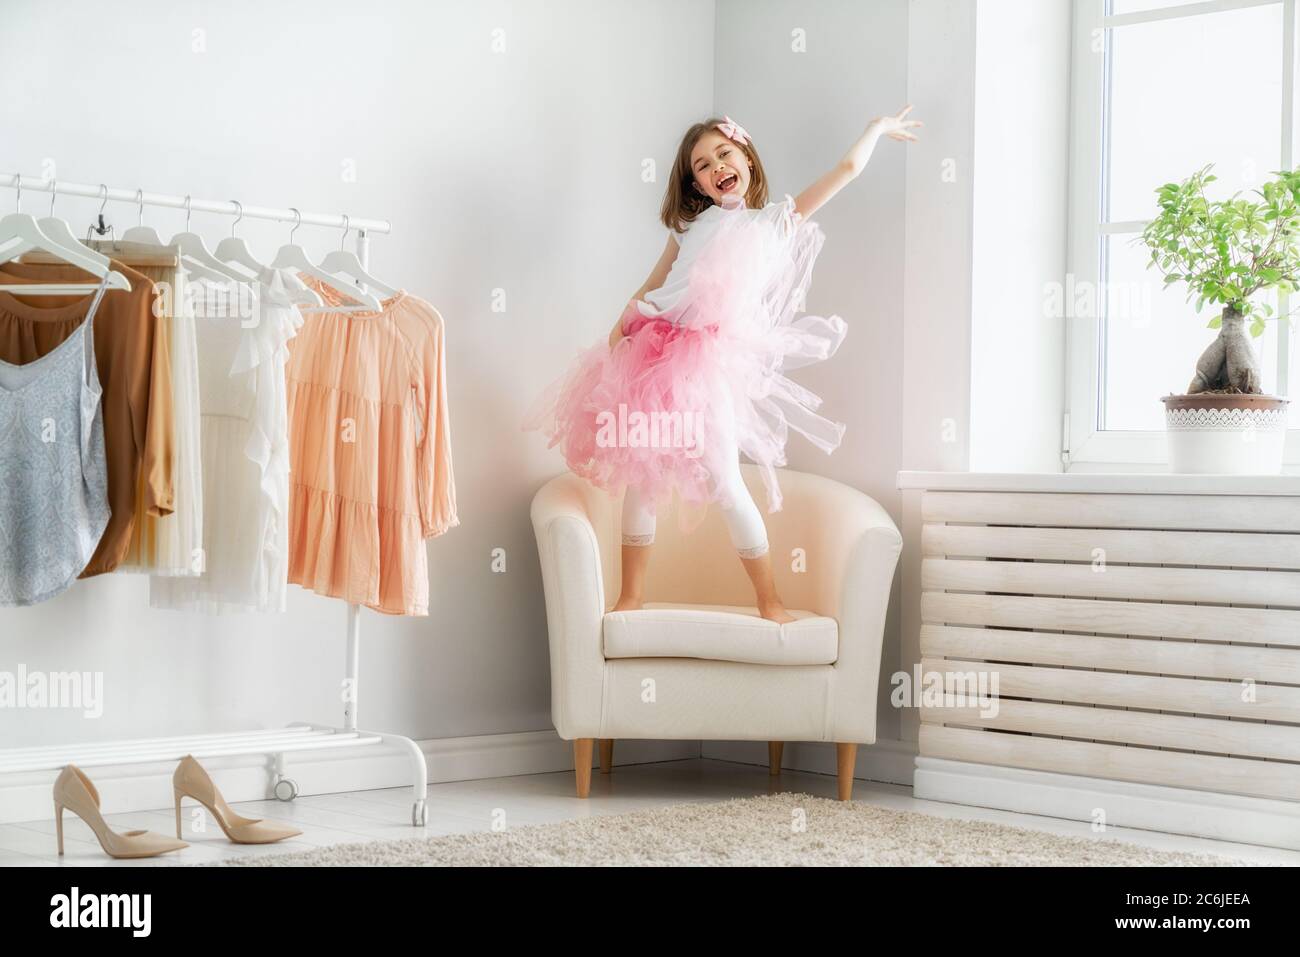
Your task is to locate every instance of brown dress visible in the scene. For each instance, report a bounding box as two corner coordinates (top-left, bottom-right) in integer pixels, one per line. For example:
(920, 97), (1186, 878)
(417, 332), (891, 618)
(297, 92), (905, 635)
(0, 259), (174, 577)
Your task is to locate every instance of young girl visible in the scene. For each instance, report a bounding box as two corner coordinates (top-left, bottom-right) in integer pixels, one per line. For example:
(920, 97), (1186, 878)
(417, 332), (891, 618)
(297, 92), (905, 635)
(532, 107), (920, 622)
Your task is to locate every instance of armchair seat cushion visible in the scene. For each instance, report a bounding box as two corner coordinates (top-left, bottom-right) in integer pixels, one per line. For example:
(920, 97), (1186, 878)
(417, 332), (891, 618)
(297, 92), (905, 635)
(602, 603), (839, 666)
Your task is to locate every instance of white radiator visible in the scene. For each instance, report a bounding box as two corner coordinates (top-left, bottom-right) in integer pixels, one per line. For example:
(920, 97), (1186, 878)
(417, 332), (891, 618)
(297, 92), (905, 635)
(897, 476), (1300, 843)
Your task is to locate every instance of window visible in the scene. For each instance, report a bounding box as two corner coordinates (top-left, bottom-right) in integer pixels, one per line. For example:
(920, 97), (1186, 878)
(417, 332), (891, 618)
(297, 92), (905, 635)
(1066, 0), (1298, 465)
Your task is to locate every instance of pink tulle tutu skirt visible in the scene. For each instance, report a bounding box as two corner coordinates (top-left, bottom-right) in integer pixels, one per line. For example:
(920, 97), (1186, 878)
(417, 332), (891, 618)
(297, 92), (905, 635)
(528, 194), (846, 516)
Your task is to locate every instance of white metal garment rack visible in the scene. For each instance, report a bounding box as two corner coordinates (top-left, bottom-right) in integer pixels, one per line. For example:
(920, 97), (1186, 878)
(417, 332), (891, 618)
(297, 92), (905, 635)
(0, 173), (431, 827)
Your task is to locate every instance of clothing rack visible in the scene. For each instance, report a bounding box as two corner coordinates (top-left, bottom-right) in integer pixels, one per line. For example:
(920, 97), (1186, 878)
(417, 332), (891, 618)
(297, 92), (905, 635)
(0, 174), (391, 234)
(0, 173), (430, 827)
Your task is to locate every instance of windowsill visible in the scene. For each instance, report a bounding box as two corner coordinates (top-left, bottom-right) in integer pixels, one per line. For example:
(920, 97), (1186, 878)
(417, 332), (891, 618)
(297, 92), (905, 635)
(896, 470), (1300, 495)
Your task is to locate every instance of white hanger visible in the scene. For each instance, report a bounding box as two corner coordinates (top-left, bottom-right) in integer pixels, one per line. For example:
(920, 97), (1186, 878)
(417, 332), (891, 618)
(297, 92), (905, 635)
(120, 187), (169, 248)
(167, 195), (252, 284)
(278, 271), (324, 307)
(213, 200), (264, 274)
(217, 201), (323, 308)
(318, 215), (399, 298)
(120, 188), (169, 247)
(121, 189), (239, 285)
(277, 273), (325, 308)
(0, 175), (131, 295)
(271, 208), (383, 312)
(38, 180), (111, 268)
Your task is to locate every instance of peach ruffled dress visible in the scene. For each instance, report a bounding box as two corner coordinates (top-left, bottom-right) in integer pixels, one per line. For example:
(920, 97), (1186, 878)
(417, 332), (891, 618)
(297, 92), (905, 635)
(285, 280), (457, 616)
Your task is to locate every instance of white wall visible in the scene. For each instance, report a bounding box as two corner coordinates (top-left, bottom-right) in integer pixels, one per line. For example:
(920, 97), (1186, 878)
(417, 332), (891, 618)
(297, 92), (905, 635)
(969, 0), (1070, 472)
(0, 0), (713, 748)
(901, 0), (978, 476)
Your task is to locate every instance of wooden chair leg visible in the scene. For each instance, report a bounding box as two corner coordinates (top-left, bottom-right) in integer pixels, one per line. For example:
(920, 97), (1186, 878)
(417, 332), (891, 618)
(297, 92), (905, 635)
(598, 739), (614, 774)
(768, 741), (784, 776)
(574, 738), (594, 798)
(836, 743), (857, 801)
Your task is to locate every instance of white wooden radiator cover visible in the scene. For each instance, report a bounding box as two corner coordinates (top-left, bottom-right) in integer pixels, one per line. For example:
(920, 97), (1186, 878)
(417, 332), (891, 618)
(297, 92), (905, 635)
(916, 488), (1300, 804)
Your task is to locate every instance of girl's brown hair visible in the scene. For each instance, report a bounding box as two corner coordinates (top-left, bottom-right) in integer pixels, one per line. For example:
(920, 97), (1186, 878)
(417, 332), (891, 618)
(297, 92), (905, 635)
(660, 117), (769, 233)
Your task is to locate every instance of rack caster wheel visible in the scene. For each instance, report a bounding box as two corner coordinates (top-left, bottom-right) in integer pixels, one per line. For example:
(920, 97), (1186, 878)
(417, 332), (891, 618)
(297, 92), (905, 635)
(412, 800), (427, 826)
(274, 778), (299, 802)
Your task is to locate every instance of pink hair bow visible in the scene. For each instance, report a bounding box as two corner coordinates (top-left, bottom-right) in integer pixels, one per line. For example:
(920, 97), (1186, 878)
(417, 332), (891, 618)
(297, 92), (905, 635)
(716, 115), (750, 146)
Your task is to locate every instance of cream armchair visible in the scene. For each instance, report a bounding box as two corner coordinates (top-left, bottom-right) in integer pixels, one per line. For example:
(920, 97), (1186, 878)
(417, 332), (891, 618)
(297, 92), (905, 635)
(530, 466), (902, 800)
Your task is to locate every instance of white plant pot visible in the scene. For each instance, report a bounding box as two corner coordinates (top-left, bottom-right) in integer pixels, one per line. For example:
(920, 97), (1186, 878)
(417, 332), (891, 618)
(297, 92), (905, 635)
(1162, 394), (1289, 474)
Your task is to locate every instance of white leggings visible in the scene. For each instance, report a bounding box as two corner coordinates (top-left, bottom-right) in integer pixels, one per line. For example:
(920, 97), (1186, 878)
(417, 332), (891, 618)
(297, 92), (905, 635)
(620, 407), (769, 559)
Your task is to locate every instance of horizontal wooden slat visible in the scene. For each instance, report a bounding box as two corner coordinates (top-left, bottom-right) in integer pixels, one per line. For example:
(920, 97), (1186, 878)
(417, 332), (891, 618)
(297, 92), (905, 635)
(919, 724), (1300, 801)
(923, 557), (1300, 607)
(921, 699), (1300, 762)
(922, 490), (1300, 532)
(923, 523), (1300, 569)
(921, 657), (1300, 721)
(921, 625), (1300, 683)
(922, 592), (1300, 647)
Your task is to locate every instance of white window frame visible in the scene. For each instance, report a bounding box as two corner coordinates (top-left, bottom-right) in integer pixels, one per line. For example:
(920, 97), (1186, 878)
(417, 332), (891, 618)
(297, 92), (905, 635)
(1065, 0), (1298, 467)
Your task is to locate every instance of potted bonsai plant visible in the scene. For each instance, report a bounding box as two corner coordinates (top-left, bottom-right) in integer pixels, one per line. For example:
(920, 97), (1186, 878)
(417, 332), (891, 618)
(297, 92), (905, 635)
(1141, 165), (1297, 473)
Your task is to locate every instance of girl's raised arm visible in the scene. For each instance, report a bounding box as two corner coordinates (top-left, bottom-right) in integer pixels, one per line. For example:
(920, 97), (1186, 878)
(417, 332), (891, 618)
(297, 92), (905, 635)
(609, 233), (681, 347)
(794, 104), (921, 219)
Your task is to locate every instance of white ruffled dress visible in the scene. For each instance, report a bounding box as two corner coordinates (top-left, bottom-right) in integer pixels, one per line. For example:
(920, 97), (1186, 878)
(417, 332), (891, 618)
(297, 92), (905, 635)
(150, 268), (302, 613)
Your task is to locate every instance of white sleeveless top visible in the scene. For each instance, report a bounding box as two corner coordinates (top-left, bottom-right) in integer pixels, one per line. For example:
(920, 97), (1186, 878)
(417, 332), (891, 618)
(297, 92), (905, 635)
(638, 197), (793, 321)
(639, 204), (732, 318)
(0, 275), (111, 605)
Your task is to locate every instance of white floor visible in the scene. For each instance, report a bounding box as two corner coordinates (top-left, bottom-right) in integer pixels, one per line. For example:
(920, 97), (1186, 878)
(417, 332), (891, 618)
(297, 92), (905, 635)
(3, 758), (1298, 866)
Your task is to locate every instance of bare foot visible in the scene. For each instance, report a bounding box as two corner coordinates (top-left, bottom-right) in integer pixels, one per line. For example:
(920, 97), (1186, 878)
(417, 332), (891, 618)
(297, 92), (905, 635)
(759, 602), (796, 625)
(612, 595), (644, 613)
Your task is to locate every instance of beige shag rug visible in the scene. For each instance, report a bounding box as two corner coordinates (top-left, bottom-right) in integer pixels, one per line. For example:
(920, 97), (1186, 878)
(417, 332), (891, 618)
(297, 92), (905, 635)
(212, 792), (1259, 867)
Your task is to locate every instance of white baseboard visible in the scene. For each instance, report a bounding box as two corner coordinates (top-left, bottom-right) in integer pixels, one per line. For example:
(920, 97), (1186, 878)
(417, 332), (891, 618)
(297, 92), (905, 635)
(701, 738), (917, 787)
(915, 757), (1300, 851)
(0, 732), (699, 825)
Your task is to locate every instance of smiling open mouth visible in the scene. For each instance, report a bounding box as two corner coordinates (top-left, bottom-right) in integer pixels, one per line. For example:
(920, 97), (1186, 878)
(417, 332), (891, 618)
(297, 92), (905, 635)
(716, 172), (738, 192)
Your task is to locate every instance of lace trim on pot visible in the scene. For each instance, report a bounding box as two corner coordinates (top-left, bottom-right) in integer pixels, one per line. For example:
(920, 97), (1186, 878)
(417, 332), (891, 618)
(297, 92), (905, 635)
(621, 533), (655, 547)
(1165, 407), (1289, 432)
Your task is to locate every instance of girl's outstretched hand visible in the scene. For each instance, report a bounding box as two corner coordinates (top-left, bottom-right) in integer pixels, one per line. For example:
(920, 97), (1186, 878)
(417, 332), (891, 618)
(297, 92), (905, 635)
(868, 104), (922, 143)
(794, 104), (924, 218)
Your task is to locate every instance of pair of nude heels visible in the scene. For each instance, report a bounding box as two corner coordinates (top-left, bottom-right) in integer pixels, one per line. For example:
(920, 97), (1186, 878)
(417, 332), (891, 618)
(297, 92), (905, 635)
(53, 755), (302, 859)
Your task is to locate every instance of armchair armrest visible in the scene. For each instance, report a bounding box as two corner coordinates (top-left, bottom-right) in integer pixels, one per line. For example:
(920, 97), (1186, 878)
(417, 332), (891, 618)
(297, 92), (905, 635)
(802, 481), (902, 743)
(530, 474), (608, 740)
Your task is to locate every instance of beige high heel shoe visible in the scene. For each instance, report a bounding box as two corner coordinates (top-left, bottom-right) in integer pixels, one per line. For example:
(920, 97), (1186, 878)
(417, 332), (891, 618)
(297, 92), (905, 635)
(53, 765), (189, 859)
(173, 755), (302, 845)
